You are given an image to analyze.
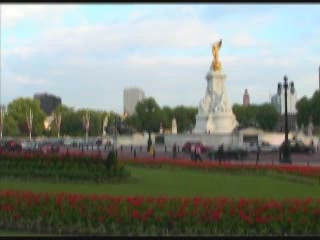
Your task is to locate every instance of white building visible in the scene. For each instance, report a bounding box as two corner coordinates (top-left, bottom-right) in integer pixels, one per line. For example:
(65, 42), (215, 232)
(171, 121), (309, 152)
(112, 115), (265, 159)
(271, 87), (298, 114)
(123, 87), (145, 115)
(0, 104), (6, 113)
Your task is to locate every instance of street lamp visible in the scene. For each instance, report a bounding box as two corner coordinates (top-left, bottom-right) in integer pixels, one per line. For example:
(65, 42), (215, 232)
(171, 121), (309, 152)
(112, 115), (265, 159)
(278, 75), (295, 163)
(0, 108), (4, 139)
(145, 104), (155, 152)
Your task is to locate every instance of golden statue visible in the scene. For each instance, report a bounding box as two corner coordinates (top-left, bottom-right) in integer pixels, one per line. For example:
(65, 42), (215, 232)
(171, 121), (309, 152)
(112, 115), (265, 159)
(211, 39), (222, 72)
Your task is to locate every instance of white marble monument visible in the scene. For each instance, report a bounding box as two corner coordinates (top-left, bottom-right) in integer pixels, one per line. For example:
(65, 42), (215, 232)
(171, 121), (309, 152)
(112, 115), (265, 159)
(194, 39), (238, 134)
(172, 118), (177, 134)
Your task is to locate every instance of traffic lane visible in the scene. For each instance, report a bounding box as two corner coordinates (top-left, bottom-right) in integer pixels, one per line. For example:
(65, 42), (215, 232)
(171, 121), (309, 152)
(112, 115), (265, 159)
(60, 147), (320, 165)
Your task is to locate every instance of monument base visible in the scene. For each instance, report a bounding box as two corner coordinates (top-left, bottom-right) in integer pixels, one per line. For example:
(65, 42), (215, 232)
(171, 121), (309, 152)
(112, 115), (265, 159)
(194, 111), (237, 134)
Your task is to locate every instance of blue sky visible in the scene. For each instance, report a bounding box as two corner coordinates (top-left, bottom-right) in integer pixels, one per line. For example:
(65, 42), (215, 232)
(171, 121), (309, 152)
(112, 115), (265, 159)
(1, 4), (319, 113)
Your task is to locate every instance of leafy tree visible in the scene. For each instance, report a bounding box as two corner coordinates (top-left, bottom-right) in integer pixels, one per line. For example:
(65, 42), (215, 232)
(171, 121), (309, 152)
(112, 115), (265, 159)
(296, 96), (311, 127)
(2, 115), (20, 136)
(7, 98), (46, 136)
(309, 90), (320, 126)
(256, 104), (279, 131)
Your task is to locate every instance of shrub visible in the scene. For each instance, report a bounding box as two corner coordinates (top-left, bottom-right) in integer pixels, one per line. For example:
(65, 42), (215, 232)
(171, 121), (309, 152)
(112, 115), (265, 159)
(105, 150), (117, 172)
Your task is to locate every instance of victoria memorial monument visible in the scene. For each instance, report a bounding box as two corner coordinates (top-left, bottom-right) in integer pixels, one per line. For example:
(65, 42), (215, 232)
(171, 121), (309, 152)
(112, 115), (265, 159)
(194, 39), (238, 134)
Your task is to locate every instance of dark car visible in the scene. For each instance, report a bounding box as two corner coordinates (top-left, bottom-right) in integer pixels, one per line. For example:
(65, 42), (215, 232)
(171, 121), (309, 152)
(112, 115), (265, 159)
(51, 143), (61, 153)
(280, 140), (315, 154)
(0, 140), (22, 152)
(96, 139), (102, 146)
(208, 145), (248, 160)
(182, 141), (212, 153)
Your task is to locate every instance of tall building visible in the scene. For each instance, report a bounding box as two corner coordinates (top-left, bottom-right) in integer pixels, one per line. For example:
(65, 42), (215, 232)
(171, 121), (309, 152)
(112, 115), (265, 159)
(271, 87), (298, 132)
(123, 87), (145, 115)
(34, 92), (62, 116)
(243, 89), (250, 106)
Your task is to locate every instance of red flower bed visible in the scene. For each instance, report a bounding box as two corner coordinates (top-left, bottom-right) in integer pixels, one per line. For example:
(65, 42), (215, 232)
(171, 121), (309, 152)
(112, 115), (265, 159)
(0, 189), (320, 235)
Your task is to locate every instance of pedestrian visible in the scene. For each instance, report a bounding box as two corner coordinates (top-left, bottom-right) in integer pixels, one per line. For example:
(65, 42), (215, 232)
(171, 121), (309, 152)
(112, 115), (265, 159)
(150, 145), (156, 159)
(218, 144), (224, 164)
(195, 145), (202, 162)
(173, 143), (177, 160)
(191, 144), (195, 161)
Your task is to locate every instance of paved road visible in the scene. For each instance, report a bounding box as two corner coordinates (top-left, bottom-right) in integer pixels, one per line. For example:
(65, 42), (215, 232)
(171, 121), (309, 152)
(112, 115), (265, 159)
(60, 145), (320, 166)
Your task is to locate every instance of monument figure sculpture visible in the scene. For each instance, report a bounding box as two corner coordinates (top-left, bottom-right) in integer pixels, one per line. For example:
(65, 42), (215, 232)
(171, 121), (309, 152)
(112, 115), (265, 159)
(211, 39), (222, 72)
(194, 39), (238, 133)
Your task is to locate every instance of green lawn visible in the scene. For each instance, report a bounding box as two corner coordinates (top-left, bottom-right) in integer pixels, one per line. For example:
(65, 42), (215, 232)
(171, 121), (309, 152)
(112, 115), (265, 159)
(0, 231), (58, 236)
(1, 166), (319, 199)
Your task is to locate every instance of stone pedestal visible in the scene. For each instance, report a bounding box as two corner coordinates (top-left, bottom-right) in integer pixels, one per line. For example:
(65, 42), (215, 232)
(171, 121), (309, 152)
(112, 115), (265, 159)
(194, 69), (237, 133)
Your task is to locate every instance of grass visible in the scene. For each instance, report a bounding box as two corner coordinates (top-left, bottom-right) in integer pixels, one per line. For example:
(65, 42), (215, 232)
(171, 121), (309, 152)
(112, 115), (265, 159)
(0, 231), (59, 236)
(1, 166), (320, 199)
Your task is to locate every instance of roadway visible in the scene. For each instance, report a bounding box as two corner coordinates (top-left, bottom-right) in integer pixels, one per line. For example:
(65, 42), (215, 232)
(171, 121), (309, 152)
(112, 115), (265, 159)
(59, 145), (320, 166)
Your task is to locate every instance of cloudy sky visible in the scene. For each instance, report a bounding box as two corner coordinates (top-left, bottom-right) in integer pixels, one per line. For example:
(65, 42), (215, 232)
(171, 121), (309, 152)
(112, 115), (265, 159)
(1, 4), (319, 113)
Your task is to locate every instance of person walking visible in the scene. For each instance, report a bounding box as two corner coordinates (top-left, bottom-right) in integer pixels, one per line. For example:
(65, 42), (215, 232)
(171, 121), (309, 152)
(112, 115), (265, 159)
(191, 143), (195, 161)
(173, 143), (177, 160)
(195, 145), (202, 162)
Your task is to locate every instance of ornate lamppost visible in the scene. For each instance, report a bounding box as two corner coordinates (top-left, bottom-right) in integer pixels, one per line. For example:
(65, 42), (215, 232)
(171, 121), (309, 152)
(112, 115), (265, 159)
(145, 103), (155, 152)
(278, 75), (295, 163)
(0, 108), (3, 139)
(82, 111), (90, 143)
(26, 108), (33, 141)
(54, 112), (62, 138)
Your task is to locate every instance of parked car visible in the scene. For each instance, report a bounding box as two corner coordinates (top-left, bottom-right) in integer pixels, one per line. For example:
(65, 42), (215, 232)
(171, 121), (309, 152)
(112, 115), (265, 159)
(0, 140), (22, 152)
(23, 141), (41, 152)
(182, 141), (212, 153)
(39, 143), (52, 154)
(245, 142), (278, 152)
(208, 145), (248, 160)
(280, 140), (315, 154)
(51, 143), (61, 153)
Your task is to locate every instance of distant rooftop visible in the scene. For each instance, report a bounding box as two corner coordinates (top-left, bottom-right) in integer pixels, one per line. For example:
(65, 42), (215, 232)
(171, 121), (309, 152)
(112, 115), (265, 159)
(34, 92), (61, 99)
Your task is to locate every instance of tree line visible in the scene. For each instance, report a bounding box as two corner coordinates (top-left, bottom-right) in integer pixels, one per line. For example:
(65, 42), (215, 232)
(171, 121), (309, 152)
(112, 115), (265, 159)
(2, 90), (319, 137)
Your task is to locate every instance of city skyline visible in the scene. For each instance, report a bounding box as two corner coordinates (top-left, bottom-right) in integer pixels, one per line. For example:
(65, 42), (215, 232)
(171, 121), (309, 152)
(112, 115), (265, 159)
(1, 4), (319, 113)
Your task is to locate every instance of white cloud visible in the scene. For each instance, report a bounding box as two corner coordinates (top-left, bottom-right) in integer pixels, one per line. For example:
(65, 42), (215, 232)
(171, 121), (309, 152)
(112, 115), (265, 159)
(1, 5), (319, 113)
(12, 75), (50, 85)
(1, 4), (76, 27)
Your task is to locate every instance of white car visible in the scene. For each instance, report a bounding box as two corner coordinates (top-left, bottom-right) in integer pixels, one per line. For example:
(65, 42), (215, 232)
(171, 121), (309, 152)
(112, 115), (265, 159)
(245, 142), (279, 152)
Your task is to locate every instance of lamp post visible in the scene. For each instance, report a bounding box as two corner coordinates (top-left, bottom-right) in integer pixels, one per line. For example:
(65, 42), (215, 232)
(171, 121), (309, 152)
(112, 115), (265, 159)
(0, 108), (3, 139)
(54, 112), (62, 138)
(145, 103), (155, 152)
(278, 75), (295, 163)
(82, 111), (90, 143)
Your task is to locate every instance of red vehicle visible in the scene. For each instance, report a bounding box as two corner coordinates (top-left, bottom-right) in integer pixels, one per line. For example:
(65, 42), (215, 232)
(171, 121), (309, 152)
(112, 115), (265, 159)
(40, 143), (52, 154)
(0, 140), (22, 152)
(182, 141), (212, 153)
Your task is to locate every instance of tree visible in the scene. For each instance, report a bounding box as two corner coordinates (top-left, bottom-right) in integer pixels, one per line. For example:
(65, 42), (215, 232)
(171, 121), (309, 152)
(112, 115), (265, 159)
(131, 98), (162, 133)
(296, 96), (311, 127)
(256, 104), (279, 131)
(7, 98), (46, 137)
(2, 115), (20, 136)
(309, 90), (320, 126)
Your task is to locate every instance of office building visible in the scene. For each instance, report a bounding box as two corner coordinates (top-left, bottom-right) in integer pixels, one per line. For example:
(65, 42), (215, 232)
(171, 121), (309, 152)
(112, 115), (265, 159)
(271, 87), (297, 115)
(123, 87), (145, 115)
(34, 92), (62, 116)
(271, 87), (298, 132)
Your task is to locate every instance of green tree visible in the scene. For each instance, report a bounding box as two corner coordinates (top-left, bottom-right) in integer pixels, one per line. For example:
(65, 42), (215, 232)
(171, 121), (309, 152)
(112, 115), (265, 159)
(131, 98), (162, 132)
(7, 98), (46, 137)
(309, 90), (320, 126)
(2, 115), (20, 136)
(256, 104), (279, 131)
(296, 96), (311, 127)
